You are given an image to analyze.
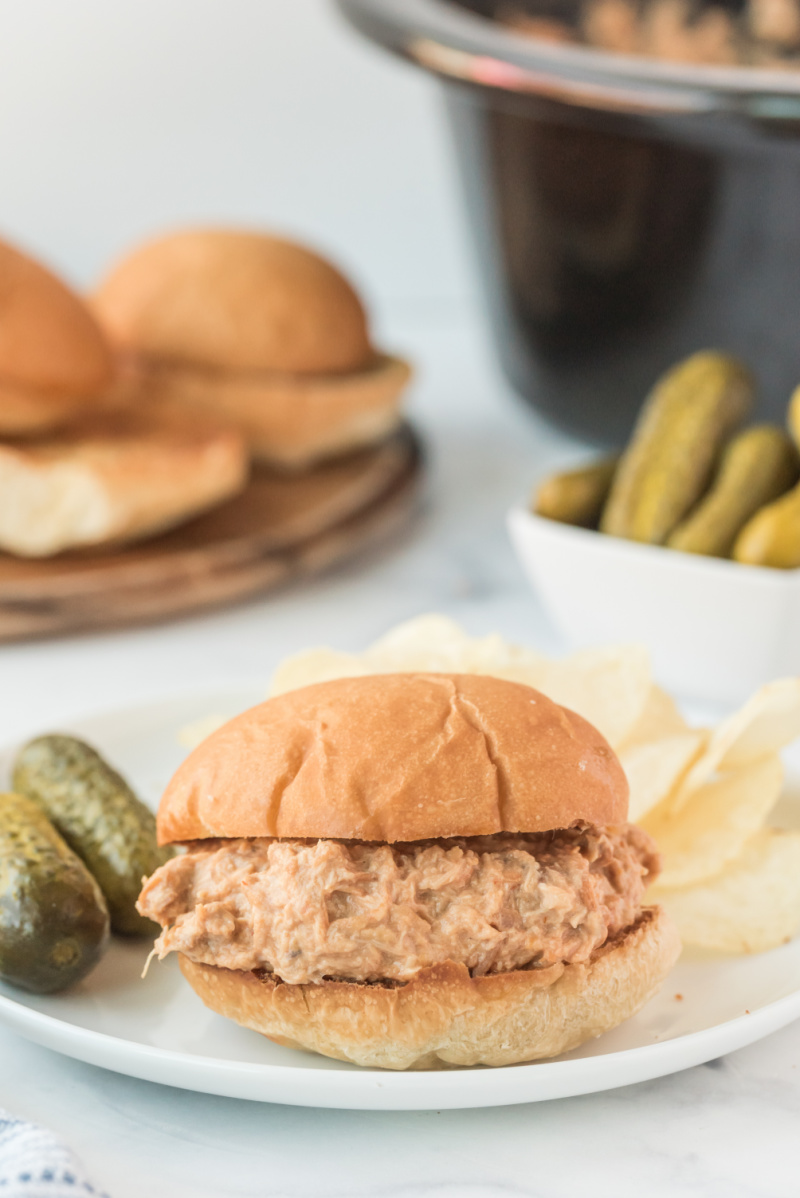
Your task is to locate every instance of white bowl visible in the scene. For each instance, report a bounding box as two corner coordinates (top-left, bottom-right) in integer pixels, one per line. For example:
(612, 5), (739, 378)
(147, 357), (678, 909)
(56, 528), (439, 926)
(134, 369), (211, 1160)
(507, 505), (800, 705)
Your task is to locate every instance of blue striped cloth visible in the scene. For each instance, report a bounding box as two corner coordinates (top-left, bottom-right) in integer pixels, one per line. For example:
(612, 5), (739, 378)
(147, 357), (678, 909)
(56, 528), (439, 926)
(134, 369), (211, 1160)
(0, 1111), (109, 1198)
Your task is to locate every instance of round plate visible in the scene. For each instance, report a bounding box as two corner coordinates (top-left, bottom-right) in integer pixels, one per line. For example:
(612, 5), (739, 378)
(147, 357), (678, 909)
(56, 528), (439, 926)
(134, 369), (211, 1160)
(0, 425), (422, 642)
(1, 688), (799, 1110)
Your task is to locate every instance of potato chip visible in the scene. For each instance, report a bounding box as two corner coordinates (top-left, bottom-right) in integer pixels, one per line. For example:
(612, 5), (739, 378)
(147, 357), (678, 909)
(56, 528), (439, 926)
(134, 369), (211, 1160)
(176, 715), (228, 749)
(270, 647), (368, 697)
(365, 614), (473, 670)
(621, 730), (707, 823)
(621, 685), (689, 748)
(367, 614), (548, 678)
(269, 616), (653, 749)
(270, 616), (548, 696)
(368, 615), (479, 665)
(642, 754), (784, 889)
(651, 828), (800, 953)
(531, 644), (652, 749)
(718, 678), (800, 767)
(675, 678), (800, 807)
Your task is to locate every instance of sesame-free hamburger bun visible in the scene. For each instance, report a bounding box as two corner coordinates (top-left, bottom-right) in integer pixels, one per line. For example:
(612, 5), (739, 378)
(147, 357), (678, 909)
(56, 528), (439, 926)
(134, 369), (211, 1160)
(0, 238), (115, 435)
(156, 672), (629, 844)
(139, 673), (680, 1070)
(93, 229), (411, 468)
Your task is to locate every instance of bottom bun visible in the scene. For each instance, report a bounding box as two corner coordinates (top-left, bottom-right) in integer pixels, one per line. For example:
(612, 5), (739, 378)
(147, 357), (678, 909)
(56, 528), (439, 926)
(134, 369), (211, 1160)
(0, 407), (247, 557)
(144, 352), (410, 469)
(179, 906), (680, 1070)
(0, 382), (102, 436)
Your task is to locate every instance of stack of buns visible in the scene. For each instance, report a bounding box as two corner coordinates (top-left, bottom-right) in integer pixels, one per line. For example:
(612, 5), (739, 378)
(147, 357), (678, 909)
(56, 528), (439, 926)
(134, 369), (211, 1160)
(0, 237), (248, 558)
(0, 227), (411, 558)
(92, 229), (411, 470)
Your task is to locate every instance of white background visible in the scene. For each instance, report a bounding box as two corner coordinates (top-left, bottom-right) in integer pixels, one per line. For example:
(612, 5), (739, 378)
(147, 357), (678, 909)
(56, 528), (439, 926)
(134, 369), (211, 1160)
(0, 0), (475, 319)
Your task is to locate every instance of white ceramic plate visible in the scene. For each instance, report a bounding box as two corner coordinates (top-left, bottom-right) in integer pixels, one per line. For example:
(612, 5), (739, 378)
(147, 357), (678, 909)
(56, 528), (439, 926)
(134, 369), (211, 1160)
(1, 687), (800, 1111)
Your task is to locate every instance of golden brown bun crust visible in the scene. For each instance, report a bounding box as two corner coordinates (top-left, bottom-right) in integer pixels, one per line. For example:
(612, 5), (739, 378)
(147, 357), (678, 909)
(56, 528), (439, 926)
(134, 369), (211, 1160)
(0, 239), (114, 433)
(93, 229), (371, 376)
(157, 673), (629, 844)
(179, 907), (679, 1069)
(138, 352), (410, 469)
(0, 383), (105, 437)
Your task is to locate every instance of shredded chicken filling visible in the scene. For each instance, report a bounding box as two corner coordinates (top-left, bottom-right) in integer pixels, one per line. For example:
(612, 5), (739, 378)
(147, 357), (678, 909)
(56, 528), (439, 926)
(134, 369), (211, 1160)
(137, 824), (659, 985)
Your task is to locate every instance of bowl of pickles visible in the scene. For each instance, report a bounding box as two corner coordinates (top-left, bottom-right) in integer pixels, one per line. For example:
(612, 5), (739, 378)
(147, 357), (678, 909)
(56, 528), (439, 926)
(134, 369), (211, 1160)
(508, 351), (800, 704)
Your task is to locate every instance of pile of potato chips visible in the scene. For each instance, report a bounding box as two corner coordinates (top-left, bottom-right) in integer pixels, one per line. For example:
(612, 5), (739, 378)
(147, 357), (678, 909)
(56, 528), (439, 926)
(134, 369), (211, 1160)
(271, 614), (800, 956)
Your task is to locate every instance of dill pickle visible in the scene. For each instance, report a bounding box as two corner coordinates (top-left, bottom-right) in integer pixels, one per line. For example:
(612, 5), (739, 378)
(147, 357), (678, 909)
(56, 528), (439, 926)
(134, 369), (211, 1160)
(533, 457), (618, 528)
(667, 426), (799, 558)
(0, 793), (109, 993)
(733, 480), (800, 568)
(600, 352), (754, 544)
(787, 384), (800, 449)
(12, 735), (171, 936)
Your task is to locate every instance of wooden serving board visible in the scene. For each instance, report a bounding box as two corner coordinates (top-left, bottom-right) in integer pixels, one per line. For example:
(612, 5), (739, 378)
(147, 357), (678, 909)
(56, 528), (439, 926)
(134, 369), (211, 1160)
(0, 424), (423, 641)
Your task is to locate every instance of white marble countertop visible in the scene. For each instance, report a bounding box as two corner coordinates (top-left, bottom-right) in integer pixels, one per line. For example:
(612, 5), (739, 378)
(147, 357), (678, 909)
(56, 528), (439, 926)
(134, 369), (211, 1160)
(1, 311), (799, 1197)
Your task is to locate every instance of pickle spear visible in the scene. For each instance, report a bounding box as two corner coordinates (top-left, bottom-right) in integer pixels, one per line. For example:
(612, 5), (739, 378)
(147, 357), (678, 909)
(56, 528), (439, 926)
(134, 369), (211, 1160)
(667, 426), (799, 558)
(733, 480), (800, 568)
(533, 457), (618, 528)
(786, 384), (800, 449)
(600, 352), (754, 544)
(0, 792), (109, 993)
(12, 735), (171, 936)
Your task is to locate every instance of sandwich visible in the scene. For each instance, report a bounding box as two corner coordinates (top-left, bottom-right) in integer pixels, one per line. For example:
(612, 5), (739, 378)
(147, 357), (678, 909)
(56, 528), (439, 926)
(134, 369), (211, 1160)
(0, 237), (115, 435)
(92, 229), (412, 469)
(137, 672), (680, 1070)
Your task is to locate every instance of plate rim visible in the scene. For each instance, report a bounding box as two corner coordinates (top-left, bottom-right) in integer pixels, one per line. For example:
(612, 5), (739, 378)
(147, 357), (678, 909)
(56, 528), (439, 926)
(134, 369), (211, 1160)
(1, 980), (799, 1109)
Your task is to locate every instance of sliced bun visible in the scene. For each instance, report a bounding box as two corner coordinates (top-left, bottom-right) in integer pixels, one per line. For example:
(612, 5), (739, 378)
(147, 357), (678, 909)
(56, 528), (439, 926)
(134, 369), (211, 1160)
(0, 239), (114, 434)
(140, 351), (410, 469)
(93, 229), (371, 376)
(157, 672), (629, 844)
(0, 407), (247, 557)
(179, 907), (679, 1069)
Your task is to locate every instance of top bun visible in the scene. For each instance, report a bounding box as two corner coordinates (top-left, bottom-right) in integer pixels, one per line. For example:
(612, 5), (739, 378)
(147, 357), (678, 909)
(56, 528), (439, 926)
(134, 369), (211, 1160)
(157, 673), (629, 845)
(0, 238), (114, 432)
(92, 229), (372, 377)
